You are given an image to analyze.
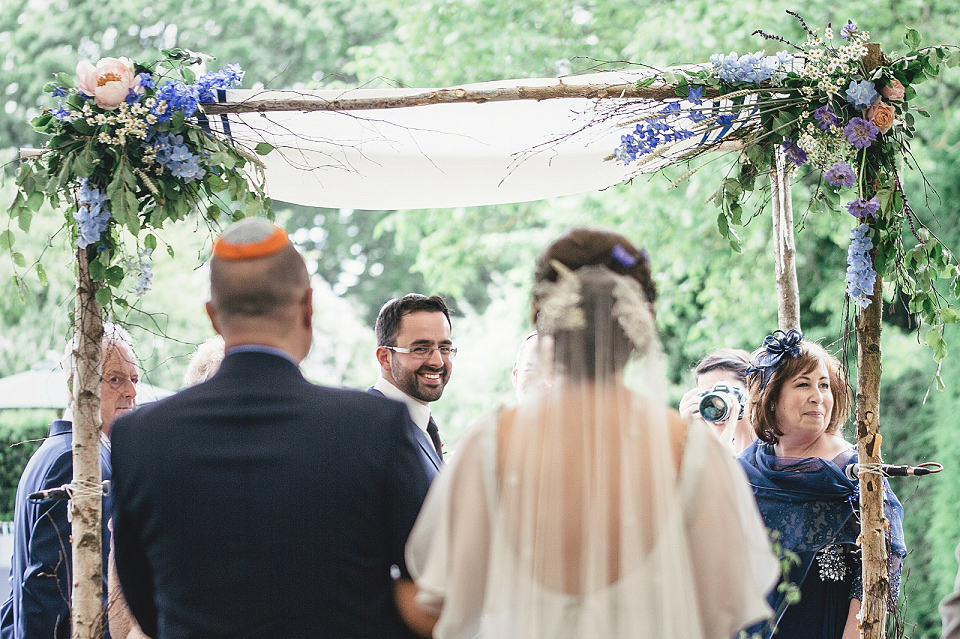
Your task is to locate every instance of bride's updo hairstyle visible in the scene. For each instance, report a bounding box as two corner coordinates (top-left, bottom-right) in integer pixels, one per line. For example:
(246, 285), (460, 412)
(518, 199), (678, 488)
(532, 228), (657, 381)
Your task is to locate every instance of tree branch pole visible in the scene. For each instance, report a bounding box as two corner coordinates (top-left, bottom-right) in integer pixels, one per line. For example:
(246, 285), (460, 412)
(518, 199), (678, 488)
(857, 43), (888, 639)
(202, 82), (740, 115)
(769, 147), (800, 332)
(72, 246), (105, 639)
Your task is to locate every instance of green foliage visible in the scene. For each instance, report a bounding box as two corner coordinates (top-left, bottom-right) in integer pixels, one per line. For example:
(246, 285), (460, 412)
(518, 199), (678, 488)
(5, 49), (272, 312)
(0, 411), (56, 520)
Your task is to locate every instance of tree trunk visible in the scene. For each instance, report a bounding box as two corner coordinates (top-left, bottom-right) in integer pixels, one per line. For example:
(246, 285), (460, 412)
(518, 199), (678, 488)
(856, 253), (888, 639)
(769, 148), (800, 332)
(71, 246), (105, 639)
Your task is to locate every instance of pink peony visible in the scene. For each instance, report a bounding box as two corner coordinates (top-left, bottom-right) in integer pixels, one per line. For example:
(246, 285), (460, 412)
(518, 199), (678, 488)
(76, 57), (142, 110)
(880, 79), (905, 102)
(868, 101), (896, 134)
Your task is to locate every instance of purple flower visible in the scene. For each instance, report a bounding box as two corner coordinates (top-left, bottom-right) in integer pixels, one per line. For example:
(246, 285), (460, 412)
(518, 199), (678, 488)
(51, 106), (70, 121)
(824, 161), (857, 188)
(782, 138), (807, 166)
(845, 117), (879, 149)
(51, 86), (68, 98)
(813, 104), (840, 131)
(840, 21), (858, 40)
(845, 79), (879, 110)
(138, 72), (155, 89)
(847, 197), (880, 219)
(687, 87), (703, 104)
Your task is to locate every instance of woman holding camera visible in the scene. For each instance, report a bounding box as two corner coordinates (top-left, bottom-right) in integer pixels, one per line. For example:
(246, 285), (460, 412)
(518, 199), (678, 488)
(679, 348), (755, 455)
(737, 330), (905, 639)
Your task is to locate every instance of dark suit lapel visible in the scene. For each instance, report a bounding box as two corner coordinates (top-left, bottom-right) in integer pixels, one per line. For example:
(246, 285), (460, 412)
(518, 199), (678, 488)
(367, 387), (441, 471)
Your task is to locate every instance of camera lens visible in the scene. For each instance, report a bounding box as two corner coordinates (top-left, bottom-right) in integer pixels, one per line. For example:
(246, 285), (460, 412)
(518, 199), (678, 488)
(699, 393), (730, 422)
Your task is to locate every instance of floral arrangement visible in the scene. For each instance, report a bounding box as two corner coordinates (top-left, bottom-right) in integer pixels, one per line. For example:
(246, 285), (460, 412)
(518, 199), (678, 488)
(5, 49), (273, 308)
(614, 14), (959, 358)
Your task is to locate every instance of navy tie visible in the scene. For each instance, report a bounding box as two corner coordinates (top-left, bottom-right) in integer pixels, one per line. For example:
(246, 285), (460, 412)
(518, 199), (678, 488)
(427, 417), (443, 462)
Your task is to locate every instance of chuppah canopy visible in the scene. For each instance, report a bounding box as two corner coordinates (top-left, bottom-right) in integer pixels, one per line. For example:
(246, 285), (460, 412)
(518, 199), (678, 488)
(212, 70), (741, 210)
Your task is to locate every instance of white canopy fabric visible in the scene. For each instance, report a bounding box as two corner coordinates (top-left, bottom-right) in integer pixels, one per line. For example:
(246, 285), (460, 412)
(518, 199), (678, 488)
(0, 360), (174, 409)
(216, 71), (742, 211)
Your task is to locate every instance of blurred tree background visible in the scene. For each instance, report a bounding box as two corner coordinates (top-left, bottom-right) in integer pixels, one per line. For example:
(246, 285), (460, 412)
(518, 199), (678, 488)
(2, 0), (959, 634)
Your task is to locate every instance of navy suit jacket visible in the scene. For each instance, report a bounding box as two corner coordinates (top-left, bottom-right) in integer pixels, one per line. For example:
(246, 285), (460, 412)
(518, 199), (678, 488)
(0, 421), (112, 639)
(111, 351), (430, 639)
(366, 387), (441, 482)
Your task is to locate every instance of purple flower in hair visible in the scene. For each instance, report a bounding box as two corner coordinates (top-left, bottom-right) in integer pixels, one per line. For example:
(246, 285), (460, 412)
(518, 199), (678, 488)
(611, 244), (638, 268)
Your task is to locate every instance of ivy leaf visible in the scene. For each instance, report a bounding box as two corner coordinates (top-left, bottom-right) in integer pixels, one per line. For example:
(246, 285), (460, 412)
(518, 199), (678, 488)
(95, 286), (112, 308)
(18, 209), (32, 233)
(12, 252), (26, 268)
(105, 265), (125, 287)
(0, 230), (14, 250)
(144, 233), (157, 250)
(36, 263), (48, 287)
(89, 258), (106, 282)
(904, 28), (922, 51)
(254, 143), (274, 155)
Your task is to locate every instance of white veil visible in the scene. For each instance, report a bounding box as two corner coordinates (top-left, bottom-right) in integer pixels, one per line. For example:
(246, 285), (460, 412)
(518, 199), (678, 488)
(407, 264), (778, 639)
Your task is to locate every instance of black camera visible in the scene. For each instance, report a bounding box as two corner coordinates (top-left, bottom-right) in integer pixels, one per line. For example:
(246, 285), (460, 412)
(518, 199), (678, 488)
(697, 383), (746, 423)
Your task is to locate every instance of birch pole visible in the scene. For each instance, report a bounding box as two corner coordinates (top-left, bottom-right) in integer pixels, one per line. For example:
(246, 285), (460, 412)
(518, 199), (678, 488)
(770, 147), (800, 332)
(71, 246), (105, 639)
(856, 42), (889, 639)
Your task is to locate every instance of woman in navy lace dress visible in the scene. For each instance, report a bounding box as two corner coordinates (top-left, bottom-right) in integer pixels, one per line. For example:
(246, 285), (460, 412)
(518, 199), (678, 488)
(737, 330), (905, 639)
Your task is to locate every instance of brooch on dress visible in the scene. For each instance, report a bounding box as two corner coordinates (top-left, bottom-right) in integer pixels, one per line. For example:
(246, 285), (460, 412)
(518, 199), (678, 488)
(816, 544), (848, 581)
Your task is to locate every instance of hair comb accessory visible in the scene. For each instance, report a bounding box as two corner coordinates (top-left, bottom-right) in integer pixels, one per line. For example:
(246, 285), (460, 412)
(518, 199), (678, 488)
(213, 217), (290, 260)
(534, 260), (586, 334)
(747, 328), (803, 389)
(611, 244), (638, 268)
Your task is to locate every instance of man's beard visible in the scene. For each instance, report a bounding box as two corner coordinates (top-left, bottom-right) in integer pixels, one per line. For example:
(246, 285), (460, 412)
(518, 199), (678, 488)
(393, 356), (449, 402)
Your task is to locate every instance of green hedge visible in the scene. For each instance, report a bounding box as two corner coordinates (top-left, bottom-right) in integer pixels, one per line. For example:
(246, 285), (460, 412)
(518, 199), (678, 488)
(0, 410), (58, 520)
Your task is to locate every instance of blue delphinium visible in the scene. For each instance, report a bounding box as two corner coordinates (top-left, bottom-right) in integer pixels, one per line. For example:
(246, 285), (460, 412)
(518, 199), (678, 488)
(152, 81), (201, 120)
(846, 223), (877, 309)
(845, 79), (879, 110)
(131, 248), (154, 298)
(709, 50), (785, 84)
(614, 101), (696, 165)
(138, 72), (155, 89)
(195, 64), (245, 103)
(73, 179), (112, 249)
(51, 106), (71, 121)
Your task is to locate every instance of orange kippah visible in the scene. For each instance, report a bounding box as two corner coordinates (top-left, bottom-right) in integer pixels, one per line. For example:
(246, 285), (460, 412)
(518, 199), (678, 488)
(213, 218), (290, 260)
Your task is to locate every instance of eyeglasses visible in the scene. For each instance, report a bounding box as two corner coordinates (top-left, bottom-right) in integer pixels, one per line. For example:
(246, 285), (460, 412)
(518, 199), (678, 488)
(384, 345), (458, 359)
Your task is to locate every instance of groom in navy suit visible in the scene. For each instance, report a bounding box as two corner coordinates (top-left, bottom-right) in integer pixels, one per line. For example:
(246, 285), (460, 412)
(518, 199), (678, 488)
(110, 219), (430, 639)
(369, 294), (455, 481)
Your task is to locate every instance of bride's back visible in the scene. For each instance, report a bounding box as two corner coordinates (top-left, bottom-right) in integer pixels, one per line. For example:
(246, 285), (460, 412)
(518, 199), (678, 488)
(496, 384), (688, 595)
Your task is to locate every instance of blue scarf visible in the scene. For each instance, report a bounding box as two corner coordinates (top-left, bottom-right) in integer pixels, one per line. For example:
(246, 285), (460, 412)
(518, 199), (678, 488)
(738, 441), (906, 624)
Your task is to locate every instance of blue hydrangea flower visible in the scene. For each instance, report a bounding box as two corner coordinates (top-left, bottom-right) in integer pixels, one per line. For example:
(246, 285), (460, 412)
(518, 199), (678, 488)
(825, 161), (857, 188)
(73, 179), (112, 249)
(847, 196), (880, 219)
(846, 223), (877, 309)
(844, 117), (879, 149)
(845, 80), (879, 110)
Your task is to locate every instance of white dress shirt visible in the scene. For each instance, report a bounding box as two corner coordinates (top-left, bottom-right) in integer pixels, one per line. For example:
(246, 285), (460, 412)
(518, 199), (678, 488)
(373, 375), (432, 434)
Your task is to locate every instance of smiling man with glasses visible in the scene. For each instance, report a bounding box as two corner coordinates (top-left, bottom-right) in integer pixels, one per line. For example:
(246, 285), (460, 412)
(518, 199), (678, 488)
(370, 294), (455, 480)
